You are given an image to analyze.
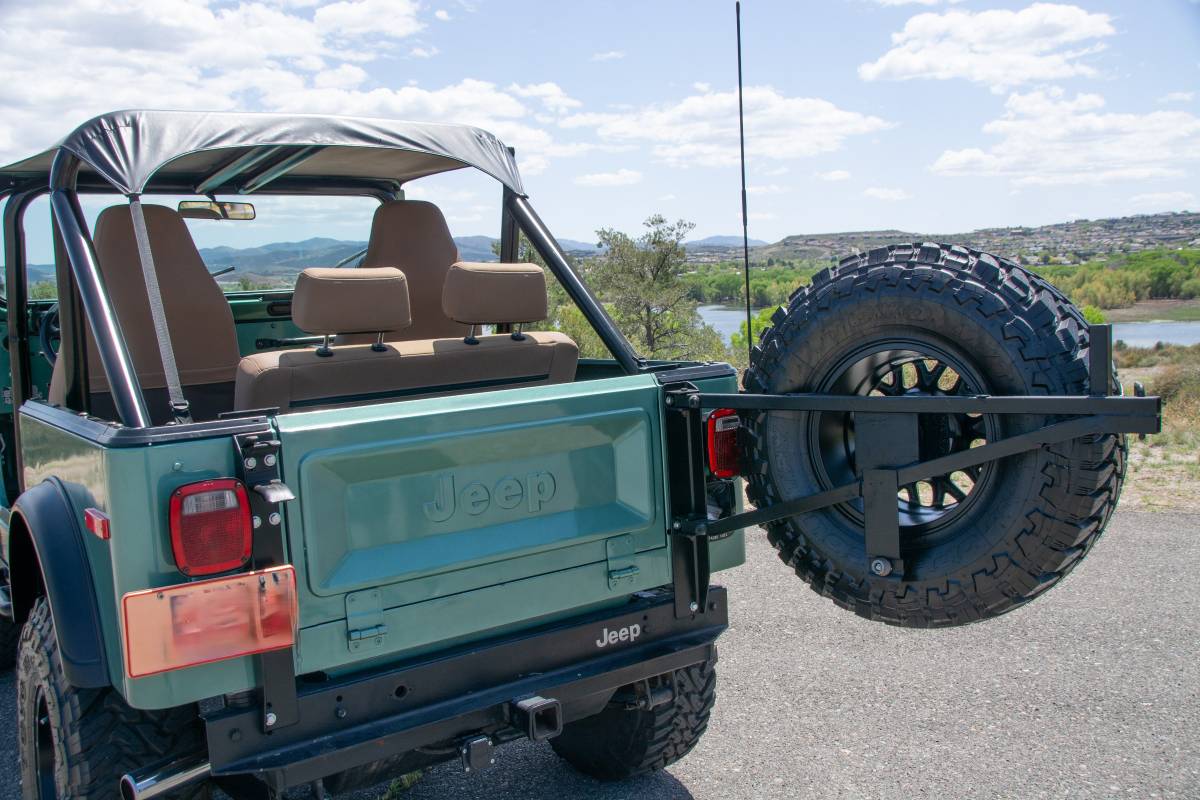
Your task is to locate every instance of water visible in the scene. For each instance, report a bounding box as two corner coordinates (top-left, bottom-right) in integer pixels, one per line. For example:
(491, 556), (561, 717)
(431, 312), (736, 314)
(698, 305), (1200, 348)
(1111, 321), (1200, 348)
(698, 305), (768, 343)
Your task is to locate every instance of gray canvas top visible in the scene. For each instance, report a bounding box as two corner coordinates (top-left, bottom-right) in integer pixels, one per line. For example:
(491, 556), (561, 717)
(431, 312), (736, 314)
(0, 109), (524, 195)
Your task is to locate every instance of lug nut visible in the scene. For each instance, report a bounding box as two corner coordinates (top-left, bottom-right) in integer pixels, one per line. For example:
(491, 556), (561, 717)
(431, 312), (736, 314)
(264, 712), (277, 727)
(268, 512), (281, 526)
(244, 457), (257, 470)
(689, 601), (699, 612)
(870, 557), (893, 577)
(264, 453), (277, 467)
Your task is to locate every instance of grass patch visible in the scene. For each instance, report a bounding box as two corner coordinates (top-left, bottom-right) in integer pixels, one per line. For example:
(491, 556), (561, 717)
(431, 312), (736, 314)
(1105, 298), (1200, 323)
(1118, 346), (1200, 512)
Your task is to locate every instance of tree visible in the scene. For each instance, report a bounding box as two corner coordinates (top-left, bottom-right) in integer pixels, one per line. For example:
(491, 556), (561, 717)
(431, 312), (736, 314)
(591, 215), (726, 361)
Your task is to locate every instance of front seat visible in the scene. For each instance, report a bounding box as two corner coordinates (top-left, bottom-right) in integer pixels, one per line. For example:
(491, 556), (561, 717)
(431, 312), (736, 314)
(49, 204), (242, 423)
(353, 200), (470, 341)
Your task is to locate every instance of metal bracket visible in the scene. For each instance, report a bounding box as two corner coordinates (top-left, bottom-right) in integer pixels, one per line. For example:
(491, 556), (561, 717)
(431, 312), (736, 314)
(663, 382), (712, 618)
(605, 534), (641, 590)
(345, 589), (388, 652)
(233, 433), (299, 733)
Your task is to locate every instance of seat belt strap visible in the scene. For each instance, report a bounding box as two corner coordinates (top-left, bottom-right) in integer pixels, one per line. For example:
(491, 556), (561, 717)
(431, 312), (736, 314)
(128, 195), (191, 423)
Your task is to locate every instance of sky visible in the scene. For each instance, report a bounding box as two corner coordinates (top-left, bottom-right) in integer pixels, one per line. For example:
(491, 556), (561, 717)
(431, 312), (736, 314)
(2, 0), (1199, 256)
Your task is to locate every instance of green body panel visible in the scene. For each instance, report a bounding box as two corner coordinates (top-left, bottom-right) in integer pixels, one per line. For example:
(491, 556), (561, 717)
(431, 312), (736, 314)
(276, 374), (673, 673)
(7, 363), (744, 710)
(19, 410), (261, 708)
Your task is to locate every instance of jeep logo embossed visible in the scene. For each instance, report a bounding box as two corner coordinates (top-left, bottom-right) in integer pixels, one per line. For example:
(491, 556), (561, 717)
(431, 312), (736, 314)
(595, 624), (641, 649)
(424, 471), (557, 522)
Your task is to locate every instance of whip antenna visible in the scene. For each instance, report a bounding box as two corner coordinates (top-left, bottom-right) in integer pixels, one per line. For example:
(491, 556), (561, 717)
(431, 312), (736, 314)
(735, 1), (753, 365)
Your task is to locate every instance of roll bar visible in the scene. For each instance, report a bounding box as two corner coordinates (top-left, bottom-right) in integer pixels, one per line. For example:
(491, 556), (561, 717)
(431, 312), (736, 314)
(49, 150), (151, 428)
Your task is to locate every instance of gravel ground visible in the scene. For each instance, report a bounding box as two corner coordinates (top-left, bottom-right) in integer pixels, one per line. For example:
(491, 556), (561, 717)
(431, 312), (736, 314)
(2, 509), (1197, 799)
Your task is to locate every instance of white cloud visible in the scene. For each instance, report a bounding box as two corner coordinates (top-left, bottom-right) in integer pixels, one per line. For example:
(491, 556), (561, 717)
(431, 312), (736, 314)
(0, 2), (604, 181)
(313, 63), (368, 89)
(508, 82), (583, 114)
(1130, 191), (1197, 211)
(859, 3), (1115, 91)
(816, 169), (852, 181)
(864, 187), (912, 201)
(1158, 91), (1195, 104)
(409, 45), (439, 58)
(561, 85), (889, 168)
(873, 0), (963, 5)
(932, 88), (1200, 186)
(314, 0), (423, 38)
(574, 168), (643, 187)
(434, 9), (452, 21)
(591, 50), (625, 62)
(658, 193), (677, 201)
(747, 184), (788, 195)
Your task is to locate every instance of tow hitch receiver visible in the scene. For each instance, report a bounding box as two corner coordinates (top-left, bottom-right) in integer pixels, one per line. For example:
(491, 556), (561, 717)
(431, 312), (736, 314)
(510, 696), (563, 742)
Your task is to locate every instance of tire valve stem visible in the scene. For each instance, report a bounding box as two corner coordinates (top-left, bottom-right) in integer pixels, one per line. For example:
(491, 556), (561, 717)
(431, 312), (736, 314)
(870, 558), (893, 577)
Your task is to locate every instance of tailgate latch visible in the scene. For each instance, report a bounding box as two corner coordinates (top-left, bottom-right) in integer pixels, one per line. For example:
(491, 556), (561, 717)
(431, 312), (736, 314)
(346, 589), (388, 652)
(606, 535), (641, 590)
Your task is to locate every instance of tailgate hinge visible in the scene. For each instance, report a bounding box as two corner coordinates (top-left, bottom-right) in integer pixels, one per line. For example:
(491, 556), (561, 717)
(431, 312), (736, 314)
(346, 589), (388, 652)
(606, 534), (641, 590)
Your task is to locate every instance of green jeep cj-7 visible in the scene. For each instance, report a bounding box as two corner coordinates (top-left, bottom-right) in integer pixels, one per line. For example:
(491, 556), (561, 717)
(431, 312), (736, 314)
(0, 111), (1160, 799)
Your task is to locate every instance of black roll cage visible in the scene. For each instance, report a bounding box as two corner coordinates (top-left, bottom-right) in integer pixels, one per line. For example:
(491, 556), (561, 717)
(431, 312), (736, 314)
(19, 149), (643, 431)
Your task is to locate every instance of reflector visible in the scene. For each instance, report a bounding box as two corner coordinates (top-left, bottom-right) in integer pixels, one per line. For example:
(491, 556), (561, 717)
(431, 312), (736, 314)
(707, 408), (742, 478)
(122, 566), (297, 678)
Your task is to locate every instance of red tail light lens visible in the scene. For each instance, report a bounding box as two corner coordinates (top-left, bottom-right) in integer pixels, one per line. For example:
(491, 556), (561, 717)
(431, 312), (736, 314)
(169, 479), (253, 577)
(706, 408), (742, 478)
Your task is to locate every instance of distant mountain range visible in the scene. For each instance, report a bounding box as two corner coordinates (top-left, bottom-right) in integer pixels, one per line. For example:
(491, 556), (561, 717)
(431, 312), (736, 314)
(27, 212), (1198, 286)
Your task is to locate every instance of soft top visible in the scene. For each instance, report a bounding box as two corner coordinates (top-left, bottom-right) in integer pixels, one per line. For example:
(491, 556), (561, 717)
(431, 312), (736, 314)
(0, 109), (524, 195)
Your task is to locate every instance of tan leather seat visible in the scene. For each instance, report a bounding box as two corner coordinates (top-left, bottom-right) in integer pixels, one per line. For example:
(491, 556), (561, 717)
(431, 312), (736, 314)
(234, 263), (578, 413)
(49, 204), (241, 423)
(347, 200), (470, 342)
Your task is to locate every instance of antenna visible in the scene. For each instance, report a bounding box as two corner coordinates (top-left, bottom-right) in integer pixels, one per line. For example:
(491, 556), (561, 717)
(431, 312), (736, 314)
(735, 1), (753, 365)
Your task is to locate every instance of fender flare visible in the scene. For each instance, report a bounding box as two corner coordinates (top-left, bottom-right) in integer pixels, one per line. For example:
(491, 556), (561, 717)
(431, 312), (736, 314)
(11, 479), (110, 688)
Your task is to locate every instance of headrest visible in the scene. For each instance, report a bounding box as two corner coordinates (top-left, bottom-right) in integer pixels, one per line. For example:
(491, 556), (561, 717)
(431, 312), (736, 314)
(293, 267), (412, 335)
(442, 262), (547, 325)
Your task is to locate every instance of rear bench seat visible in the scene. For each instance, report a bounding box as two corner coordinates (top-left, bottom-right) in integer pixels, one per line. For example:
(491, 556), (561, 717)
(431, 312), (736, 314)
(233, 263), (579, 413)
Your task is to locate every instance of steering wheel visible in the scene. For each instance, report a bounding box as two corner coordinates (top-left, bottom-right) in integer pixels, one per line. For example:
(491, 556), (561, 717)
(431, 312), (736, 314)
(38, 303), (61, 367)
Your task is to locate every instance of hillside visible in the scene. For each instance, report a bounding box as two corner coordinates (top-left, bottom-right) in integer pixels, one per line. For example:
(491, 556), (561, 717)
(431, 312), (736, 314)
(749, 212), (1200, 265)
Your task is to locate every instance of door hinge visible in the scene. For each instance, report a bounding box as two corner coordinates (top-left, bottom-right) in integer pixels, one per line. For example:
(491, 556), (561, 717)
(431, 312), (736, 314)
(606, 534), (641, 590)
(345, 589), (388, 653)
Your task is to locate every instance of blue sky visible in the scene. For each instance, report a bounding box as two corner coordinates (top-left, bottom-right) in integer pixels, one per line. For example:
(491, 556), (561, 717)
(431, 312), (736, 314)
(2, 0), (1198, 257)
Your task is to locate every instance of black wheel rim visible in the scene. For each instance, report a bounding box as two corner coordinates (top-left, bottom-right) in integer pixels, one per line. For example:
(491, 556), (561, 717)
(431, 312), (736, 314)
(33, 687), (57, 799)
(806, 337), (1000, 547)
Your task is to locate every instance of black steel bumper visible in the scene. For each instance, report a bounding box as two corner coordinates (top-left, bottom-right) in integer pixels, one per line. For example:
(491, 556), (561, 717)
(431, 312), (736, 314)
(203, 587), (728, 793)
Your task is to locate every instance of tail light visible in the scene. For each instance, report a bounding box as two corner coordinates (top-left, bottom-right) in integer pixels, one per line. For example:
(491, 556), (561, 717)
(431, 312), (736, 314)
(169, 479), (253, 577)
(122, 566), (297, 678)
(706, 408), (742, 478)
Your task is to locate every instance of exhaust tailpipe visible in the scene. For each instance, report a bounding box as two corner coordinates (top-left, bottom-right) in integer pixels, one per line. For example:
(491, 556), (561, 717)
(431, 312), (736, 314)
(120, 757), (211, 800)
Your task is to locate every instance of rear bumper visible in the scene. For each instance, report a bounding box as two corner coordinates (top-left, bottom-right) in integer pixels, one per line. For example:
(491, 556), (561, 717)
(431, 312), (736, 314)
(203, 586), (728, 792)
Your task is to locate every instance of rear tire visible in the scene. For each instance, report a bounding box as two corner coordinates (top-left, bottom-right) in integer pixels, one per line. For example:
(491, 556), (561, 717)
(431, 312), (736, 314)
(17, 597), (210, 799)
(550, 660), (716, 781)
(743, 243), (1126, 627)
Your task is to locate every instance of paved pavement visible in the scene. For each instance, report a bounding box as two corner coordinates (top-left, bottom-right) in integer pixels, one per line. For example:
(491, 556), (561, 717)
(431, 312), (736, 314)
(2, 510), (1197, 799)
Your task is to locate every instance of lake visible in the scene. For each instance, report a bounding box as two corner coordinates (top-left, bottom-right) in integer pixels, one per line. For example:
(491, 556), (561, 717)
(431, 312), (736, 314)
(698, 304), (1200, 348)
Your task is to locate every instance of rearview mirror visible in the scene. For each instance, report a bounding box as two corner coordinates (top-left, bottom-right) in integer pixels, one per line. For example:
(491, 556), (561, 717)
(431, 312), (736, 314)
(178, 200), (256, 221)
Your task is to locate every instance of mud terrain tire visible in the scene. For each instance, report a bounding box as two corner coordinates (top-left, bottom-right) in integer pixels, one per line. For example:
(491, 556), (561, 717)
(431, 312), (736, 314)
(550, 660), (716, 780)
(743, 243), (1126, 628)
(17, 597), (210, 799)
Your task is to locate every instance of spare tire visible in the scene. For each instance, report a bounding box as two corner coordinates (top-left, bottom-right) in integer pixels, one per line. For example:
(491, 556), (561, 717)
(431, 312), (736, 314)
(742, 243), (1125, 627)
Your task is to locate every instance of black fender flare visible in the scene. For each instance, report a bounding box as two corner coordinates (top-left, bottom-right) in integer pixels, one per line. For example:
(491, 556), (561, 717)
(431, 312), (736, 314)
(11, 478), (110, 688)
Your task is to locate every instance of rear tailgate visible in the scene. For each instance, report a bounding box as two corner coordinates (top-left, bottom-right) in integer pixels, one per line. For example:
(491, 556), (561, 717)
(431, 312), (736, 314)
(276, 374), (669, 673)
